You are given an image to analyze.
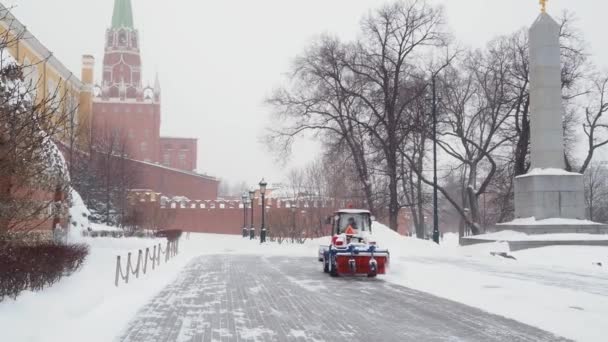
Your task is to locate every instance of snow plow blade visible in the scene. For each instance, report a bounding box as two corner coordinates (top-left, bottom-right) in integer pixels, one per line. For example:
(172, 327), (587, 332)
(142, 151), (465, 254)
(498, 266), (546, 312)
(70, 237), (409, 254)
(334, 254), (388, 276)
(328, 246), (389, 277)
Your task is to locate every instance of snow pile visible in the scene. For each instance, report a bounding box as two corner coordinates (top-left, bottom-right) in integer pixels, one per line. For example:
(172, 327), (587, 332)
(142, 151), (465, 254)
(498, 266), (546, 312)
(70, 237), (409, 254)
(370, 221), (441, 257)
(68, 188), (91, 240)
(499, 216), (603, 226)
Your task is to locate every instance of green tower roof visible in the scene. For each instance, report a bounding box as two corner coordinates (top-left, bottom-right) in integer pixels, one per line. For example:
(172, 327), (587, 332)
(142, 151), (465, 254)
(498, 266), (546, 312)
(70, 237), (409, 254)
(111, 0), (134, 29)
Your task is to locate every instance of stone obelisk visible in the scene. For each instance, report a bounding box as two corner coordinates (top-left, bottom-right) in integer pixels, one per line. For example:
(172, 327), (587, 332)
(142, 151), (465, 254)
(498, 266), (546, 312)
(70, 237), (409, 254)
(529, 12), (565, 170)
(496, 6), (606, 234)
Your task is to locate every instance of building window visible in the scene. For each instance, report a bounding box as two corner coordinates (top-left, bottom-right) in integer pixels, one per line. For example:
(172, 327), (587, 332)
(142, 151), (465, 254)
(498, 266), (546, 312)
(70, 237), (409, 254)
(112, 128), (122, 139)
(163, 153), (170, 166)
(107, 31), (114, 46)
(23, 57), (38, 97)
(178, 152), (186, 167)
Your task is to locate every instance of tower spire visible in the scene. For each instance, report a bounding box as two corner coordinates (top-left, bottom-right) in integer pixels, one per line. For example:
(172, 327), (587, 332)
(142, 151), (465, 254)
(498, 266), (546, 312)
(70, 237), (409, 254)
(154, 72), (161, 93)
(112, 0), (134, 29)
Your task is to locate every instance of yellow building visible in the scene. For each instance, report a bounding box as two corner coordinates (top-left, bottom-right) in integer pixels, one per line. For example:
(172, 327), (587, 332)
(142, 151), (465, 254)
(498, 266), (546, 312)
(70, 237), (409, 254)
(0, 3), (92, 146)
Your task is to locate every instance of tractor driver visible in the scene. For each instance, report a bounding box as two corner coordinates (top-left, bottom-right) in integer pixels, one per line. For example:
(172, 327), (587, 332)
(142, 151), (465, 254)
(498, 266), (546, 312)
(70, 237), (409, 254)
(343, 217), (357, 234)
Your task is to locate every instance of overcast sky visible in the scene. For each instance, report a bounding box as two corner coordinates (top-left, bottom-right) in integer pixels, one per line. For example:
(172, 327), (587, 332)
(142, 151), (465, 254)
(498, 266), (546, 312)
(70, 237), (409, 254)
(8, 0), (608, 186)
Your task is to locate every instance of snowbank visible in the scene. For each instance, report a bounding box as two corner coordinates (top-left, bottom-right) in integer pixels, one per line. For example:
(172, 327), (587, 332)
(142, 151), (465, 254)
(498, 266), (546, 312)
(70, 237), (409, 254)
(68, 188), (91, 240)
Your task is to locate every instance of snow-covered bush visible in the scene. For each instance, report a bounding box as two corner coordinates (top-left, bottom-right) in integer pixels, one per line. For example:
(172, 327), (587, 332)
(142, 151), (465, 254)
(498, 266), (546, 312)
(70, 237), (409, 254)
(0, 44), (73, 240)
(0, 241), (89, 301)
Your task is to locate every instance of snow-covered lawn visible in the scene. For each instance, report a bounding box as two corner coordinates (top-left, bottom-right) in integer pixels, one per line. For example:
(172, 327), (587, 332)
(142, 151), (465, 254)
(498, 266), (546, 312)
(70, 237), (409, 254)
(1, 222), (607, 342)
(373, 225), (608, 342)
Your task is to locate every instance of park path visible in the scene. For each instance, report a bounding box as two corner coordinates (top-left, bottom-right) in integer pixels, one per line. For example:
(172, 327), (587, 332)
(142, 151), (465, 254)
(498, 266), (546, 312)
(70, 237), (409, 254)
(118, 255), (569, 342)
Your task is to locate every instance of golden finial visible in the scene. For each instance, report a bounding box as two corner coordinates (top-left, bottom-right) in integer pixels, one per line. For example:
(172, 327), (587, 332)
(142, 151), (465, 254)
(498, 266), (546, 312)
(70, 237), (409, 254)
(540, 0), (548, 13)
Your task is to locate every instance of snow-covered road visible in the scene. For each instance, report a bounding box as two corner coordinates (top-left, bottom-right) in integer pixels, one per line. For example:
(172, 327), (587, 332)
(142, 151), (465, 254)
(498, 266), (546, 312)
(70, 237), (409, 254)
(118, 255), (568, 342)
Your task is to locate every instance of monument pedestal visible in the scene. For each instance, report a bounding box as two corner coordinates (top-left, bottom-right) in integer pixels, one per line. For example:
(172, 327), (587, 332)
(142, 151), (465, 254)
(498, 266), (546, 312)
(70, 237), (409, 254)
(495, 171), (608, 234)
(514, 172), (585, 220)
(495, 222), (608, 235)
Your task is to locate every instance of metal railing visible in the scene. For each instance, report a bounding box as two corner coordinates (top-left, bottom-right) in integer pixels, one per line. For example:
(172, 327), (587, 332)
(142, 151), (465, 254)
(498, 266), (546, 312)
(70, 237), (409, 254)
(114, 239), (179, 287)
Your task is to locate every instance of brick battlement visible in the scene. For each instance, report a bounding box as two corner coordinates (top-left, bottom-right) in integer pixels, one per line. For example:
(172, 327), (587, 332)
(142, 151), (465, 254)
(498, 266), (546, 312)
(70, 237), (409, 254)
(129, 190), (349, 211)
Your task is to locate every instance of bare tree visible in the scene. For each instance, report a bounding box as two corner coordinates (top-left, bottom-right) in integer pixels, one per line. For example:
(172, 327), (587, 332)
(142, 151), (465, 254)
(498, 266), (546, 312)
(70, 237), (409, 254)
(583, 163), (608, 222)
(268, 35), (378, 216)
(76, 127), (138, 227)
(578, 73), (608, 173)
(269, 0), (447, 230)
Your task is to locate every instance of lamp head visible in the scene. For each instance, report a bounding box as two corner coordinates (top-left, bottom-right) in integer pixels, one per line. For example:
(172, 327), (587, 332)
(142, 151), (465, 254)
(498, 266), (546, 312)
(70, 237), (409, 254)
(259, 178), (268, 195)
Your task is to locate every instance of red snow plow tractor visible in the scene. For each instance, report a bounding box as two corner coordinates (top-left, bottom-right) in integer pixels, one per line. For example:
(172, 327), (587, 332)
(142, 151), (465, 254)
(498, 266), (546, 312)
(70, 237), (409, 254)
(318, 209), (389, 277)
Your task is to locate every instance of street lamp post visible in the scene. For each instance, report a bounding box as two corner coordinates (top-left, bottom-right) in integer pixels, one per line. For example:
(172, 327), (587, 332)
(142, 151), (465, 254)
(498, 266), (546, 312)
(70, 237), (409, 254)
(291, 205), (296, 232)
(259, 179), (268, 243)
(249, 190), (255, 239)
(428, 76), (441, 244)
(242, 193), (248, 238)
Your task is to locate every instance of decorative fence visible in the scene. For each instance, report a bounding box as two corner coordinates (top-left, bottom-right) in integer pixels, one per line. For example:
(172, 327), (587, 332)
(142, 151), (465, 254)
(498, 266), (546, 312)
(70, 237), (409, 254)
(114, 239), (179, 287)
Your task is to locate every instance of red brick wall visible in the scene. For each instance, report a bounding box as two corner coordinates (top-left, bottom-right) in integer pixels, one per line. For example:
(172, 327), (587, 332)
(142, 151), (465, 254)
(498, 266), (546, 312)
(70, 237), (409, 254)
(127, 159), (218, 200)
(158, 204), (334, 235)
(130, 194), (358, 236)
(159, 137), (197, 171)
(1, 182), (68, 233)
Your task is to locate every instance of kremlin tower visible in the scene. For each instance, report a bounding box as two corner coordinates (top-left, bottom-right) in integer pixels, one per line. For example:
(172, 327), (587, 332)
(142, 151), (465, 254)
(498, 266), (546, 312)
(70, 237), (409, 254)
(84, 0), (215, 200)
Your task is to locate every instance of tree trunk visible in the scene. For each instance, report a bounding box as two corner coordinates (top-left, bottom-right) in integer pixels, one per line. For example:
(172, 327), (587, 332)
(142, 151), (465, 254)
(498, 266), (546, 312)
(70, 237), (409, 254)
(467, 186), (481, 235)
(514, 99), (530, 176)
(386, 151), (399, 231)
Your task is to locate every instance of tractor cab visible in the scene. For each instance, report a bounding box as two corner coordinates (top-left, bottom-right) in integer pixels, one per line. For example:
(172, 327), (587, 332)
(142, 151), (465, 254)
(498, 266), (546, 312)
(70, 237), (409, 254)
(330, 209), (373, 244)
(333, 210), (372, 234)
